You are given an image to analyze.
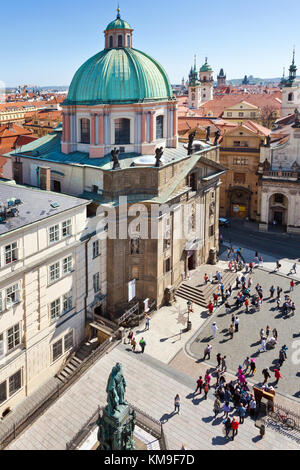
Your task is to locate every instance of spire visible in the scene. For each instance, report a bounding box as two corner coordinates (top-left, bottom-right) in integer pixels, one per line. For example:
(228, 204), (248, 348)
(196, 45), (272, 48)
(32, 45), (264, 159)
(117, 4), (121, 19)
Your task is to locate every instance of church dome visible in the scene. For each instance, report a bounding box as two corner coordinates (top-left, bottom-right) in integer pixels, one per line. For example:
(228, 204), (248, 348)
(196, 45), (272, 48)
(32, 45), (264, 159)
(200, 60), (213, 73)
(65, 48), (173, 105)
(106, 17), (132, 31)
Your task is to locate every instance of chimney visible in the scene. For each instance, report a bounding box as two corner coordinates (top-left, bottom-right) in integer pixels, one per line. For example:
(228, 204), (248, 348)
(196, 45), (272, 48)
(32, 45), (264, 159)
(39, 166), (51, 191)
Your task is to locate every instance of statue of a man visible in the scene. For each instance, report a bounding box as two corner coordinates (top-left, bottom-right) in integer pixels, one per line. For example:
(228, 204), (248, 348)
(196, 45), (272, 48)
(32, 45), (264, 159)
(106, 365), (120, 415)
(111, 148), (120, 170)
(155, 147), (164, 167)
(265, 135), (271, 147)
(114, 363), (127, 405)
(206, 126), (211, 143)
(188, 131), (196, 155)
(214, 130), (221, 146)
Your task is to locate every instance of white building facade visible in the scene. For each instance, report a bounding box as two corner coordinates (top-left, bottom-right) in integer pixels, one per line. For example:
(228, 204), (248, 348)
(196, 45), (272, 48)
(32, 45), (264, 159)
(0, 181), (106, 415)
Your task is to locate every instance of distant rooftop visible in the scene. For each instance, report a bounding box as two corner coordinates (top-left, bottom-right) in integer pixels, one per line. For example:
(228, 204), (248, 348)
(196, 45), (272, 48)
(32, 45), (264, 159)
(0, 180), (89, 236)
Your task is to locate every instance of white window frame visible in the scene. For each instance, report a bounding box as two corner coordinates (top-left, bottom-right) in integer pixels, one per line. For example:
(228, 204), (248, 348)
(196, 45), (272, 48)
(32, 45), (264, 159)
(49, 224), (59, 244)
(9, 369), (22, 397)
(50, 298), (61, 322)
(93, 240), (100, 259)
(64, 331), (74, 352)
(5, 242), (18, 265)
(62, 219), (72, 238)
(49, 262), (60, 284)
(62, 256), (73, 275)
(63, 291), (73, 313)
(52, 339), (63, 363)
(7, 323), (21, 352)
(6, 283), (20, 309)
(93, 272), (100, 293)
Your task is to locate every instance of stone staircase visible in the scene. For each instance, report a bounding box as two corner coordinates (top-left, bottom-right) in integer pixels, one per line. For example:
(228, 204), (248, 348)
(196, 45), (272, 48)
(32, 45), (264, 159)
(56, 339), (99, 384)
(176, 270), (238, 308)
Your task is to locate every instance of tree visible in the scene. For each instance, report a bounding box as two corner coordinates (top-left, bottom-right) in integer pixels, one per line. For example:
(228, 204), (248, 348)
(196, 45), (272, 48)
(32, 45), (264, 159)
(260, 105), (278, 129)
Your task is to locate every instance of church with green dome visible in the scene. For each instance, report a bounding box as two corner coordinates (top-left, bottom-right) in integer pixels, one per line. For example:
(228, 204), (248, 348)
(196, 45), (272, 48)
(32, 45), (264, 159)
(61, 8), (178, 158)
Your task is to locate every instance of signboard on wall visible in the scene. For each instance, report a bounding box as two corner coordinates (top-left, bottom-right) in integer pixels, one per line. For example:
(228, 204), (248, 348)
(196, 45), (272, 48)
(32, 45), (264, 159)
(128, 279), (136, 302)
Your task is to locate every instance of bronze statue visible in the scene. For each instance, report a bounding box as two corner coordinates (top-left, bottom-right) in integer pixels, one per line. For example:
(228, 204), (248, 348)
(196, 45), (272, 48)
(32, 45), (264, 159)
(188, 131), (196, 155)
(206, 126), (211, 143)
(111, 148), (121, 170)
(292, 108), (300, 128)
(213, 130), (221, 146)
(265, 135), (271, 147)
(155, 147), (164, 167)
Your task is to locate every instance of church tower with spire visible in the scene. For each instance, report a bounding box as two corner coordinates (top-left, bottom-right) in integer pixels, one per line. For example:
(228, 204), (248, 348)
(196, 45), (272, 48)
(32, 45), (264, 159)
(281, 49), (300, 117)
(188, 56), (202, 109)
(199, 58), (214, 103)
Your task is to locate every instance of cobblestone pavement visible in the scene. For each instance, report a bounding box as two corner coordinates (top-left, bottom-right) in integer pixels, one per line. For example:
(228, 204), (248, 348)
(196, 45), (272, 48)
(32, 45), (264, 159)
(7, 345), (300, 451)
(187, 267), (300, 400)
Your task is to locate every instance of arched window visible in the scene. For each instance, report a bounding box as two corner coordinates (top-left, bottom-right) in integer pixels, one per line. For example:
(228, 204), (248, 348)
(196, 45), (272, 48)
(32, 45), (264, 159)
(288, 93), (294, 102)
(109, 36), (113, 48)
(118, 35), (123, 47)
(127, 35), (131, 47)
(156, 116), (164, 139)
(80, 118), (90, 144)
(115, 118), (130, 144)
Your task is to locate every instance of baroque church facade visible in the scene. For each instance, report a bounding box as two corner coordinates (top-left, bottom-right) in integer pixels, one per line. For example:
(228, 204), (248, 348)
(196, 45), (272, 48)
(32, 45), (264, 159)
(5, 10), (226, 318)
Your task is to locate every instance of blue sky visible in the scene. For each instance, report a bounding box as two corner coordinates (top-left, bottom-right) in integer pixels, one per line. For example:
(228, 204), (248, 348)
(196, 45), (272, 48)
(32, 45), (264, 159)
(2, 0), (300, 87)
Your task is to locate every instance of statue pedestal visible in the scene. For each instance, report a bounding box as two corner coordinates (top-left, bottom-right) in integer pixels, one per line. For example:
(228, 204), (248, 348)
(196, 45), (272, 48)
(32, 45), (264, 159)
(98, 404), (136, 451)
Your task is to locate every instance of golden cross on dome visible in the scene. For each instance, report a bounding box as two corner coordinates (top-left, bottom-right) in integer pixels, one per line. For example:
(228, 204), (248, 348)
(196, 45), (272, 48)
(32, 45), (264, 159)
(117, 4), (121, 18)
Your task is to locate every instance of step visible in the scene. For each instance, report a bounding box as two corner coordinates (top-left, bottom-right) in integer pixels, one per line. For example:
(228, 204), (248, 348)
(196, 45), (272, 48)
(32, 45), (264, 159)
(64, 365), (76, 376)
(72, 356), (83, 365)
(69, 359), (81, 370)
(59, 369), (72, 380)
(56, 373), (68, 384)
(176, 291), (208, 307)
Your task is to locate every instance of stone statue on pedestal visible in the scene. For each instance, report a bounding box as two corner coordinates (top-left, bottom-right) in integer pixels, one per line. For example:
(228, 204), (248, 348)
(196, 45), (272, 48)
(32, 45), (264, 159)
(213, 130), (221, 146)
(155, 147), (164, 167)
(97, 363), (136, 451)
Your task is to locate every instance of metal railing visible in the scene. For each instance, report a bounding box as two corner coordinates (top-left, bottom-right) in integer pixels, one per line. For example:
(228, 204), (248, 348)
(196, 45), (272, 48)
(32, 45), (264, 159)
(267, 403), (300, 432)
(65, 403), (168, 450)
(0, 334), (120, 450)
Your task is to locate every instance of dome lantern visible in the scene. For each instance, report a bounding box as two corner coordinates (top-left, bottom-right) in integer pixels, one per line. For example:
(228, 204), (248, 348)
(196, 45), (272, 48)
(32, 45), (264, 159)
(104, 7), (134, 49)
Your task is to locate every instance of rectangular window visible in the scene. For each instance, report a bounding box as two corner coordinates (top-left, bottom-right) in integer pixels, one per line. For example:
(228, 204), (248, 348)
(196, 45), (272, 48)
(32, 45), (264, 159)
(239, 112), (244, 117)
(0, 381), (7, 405)
(6, 284), (19, 307)
(62, 220), (72, 238)
(164, 258), (171, 273)
(64, 331), (74, 352)
(50, 298), (61, 321)
(49, 262), (60, 284)
(63, 291), (73, 313)
(52, 339), (63, 362)
(63, 256), (73, 274)
(49, 225), (59, 244)
(93, 273), (100, 293)
(156, 116), (164, 139)
(5, 242), (18, 264)
(227, 112), (232, 117)
(7, 323), (20, 351)
(9, 370), (22, 396)
(93, 241), (100, 259)
(0, 333), (4, 358)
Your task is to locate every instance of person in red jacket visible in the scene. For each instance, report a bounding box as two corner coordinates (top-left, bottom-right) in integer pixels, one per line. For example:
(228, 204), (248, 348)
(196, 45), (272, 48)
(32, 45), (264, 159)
(245, 298), (249, 312)
(274, 368), (282, 386)
(208, 302), (214, 316)
(231, 417), (239, 440)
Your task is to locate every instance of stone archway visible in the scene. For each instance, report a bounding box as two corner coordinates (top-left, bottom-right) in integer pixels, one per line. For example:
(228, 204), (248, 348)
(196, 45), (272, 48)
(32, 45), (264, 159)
(227, 186), (252, 220)
(268, 193), (289, 229)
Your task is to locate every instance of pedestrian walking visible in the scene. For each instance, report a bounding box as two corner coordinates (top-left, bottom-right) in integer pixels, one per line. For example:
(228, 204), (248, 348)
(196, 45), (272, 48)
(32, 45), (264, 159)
(204, 273), (209, 285)
(274, 368), (282, 386)
(212, 322), (218, 339)
(216, 353), (222, 369)
(237, 403), (246, 424)
(204, 382), (210, 400)
(208, 301), (214, 316)
(232, 418), (239, 440)
(243, 357), (250, 374)
(213, 397), (221, 418)
(131, 337), (137, 352)
(194, 376), (203, 395)
(139, 337), (146, 353)
(270, 285), (275, 299)
(291, 302), (296, 316)
(145, 315), (151, 331)
(229, 324), (234, 339)
(174, 394), (181, 414)
(245, 297), (249, 312)
(290, 280), (295, 292)
(266, 325), (271, 337)
(290, 263), (297, 274)
(222, 401), (231, 419)
(262, 368), (271, 385)
(277, 296), (281, 310)
(224, 418), (232, 440)
(234, 316), (240, 332)
(259, 337), (267, 353)
(221, 356), (227, 372)
(203, 344), (212, 361)
(127, 329), (134, 345)
(273, 328), (278, 340)
(205, 371), (211, 386)
(250, 359), (256, 376)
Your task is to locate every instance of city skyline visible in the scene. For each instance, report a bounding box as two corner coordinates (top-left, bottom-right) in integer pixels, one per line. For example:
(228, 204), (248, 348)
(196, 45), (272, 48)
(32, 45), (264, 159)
(2, 0), (300, 87)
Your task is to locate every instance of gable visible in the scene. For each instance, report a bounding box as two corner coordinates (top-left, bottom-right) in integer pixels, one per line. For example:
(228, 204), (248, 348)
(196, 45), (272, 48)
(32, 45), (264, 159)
(225, 101), (259, 112)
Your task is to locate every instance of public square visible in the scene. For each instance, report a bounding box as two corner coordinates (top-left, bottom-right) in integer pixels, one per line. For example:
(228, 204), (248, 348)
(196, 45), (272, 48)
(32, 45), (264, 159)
(188, 262), (300, 400)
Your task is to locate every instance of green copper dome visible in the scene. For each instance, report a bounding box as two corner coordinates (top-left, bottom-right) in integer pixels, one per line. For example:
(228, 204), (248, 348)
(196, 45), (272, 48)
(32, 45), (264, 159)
(106, 17), (132, 31)
(200, 62), (213, 73)
(64, 48), (174, 105)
